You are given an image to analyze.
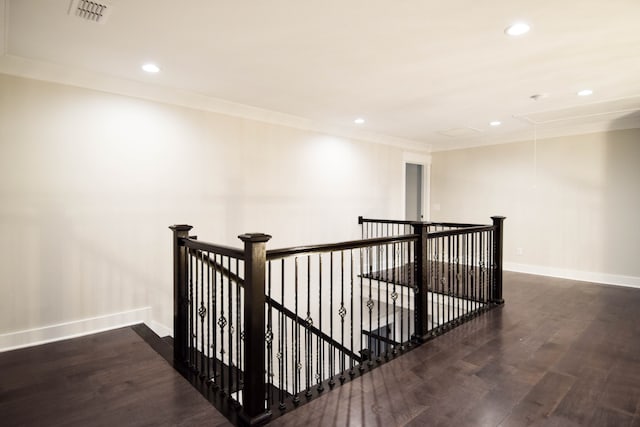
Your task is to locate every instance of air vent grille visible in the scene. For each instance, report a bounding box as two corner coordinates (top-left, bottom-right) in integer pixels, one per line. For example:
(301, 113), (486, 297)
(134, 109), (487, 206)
(68, 0), (110, 23)
(437, 127), (482, 138)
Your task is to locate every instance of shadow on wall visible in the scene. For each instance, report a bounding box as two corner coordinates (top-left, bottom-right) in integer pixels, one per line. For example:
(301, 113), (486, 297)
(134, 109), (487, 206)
(603, 112), (640, 278)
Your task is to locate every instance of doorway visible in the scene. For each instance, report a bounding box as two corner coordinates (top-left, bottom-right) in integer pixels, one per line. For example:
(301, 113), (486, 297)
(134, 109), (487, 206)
(405, 163), (423, 221)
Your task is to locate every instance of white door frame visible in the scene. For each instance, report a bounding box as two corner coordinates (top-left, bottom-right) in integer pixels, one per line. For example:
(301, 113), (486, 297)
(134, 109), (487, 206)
(402, 152), (432, 221)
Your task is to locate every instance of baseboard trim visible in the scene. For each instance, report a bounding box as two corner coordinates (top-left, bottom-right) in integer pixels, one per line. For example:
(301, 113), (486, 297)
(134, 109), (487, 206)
(0, 307), (152, 352)
(147, 320), (173, 338)
(504, 262), (640, 289)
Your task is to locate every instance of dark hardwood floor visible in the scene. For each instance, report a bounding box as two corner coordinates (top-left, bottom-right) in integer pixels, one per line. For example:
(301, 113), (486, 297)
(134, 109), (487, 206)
(0, 326), (232, 426)
(1, 271), (639, 426)
(271, 272), (640, 426)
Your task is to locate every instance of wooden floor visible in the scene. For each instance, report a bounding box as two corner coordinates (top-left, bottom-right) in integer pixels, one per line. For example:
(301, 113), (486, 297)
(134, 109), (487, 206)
(271, 272), (640, 426)
(1, 271), (640, 426)
(0, 326), (232, 427)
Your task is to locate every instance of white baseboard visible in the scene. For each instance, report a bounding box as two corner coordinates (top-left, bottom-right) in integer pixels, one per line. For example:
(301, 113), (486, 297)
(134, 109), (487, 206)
(0, 307), (152, 352)
(504, 262), (640, 289)
(147, 320), (173, 338)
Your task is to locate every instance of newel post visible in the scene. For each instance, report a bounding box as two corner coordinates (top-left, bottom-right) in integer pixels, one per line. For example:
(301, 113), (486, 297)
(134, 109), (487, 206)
(169, 224), (193, 366)
(491, 216), (506, 305)
(412, 223), (429, 341)
(238, 233), (272, 426)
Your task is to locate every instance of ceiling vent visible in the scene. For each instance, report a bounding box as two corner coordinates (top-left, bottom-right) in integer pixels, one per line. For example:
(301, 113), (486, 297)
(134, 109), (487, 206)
(68, 0), (111, 24)
(437, 127), (482, 138)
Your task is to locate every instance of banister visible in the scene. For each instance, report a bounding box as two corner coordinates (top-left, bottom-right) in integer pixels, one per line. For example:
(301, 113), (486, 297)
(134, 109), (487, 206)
(171, 215), (505, 424)
(182, 237), (244, 259)
(266, 234), (418, 260)
(426, 225), (494, 238)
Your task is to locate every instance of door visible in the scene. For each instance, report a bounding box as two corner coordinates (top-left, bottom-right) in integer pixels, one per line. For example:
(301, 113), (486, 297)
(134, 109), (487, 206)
(405, 163), (423, 221)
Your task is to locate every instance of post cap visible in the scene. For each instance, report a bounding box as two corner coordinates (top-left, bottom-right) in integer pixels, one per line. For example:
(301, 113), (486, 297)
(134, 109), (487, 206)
(169, 224), (193, 232)
(238, 233), (272, 243)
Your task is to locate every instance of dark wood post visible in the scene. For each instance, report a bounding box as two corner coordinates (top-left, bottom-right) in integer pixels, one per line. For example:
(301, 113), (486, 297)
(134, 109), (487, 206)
(412, 223), (429, 341)
(491, 216), (506, 305)
(169, 224), (193, 366)
(238, 233), (272, 426)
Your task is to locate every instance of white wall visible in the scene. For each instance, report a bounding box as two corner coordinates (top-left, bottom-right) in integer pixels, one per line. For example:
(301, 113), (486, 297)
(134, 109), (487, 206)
(430, 128), (640, 287)
(0, 73), (416, 349)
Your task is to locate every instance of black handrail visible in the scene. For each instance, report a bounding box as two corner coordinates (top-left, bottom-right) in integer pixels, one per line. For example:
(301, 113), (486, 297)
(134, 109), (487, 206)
(426, 225), (494, 238)
(266, 234), (418, 260)
(358, 216), (482, 229)
(183, 237), (243, 259)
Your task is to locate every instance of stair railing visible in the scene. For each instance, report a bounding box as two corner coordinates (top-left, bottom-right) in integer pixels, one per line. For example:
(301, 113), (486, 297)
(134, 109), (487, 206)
(170, 215), (504, 425)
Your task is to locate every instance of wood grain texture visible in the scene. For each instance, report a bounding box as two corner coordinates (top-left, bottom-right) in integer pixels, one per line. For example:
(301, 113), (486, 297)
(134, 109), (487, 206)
(0, 326), (232, 427)
(271, 272), (640, 426)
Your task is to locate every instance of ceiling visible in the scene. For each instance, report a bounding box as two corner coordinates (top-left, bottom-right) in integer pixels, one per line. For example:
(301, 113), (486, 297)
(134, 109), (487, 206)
(2, 0), (640, 151)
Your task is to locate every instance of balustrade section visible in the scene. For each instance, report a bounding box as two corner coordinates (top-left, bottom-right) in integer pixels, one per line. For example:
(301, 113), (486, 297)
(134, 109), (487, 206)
(169, 216), (505, 426)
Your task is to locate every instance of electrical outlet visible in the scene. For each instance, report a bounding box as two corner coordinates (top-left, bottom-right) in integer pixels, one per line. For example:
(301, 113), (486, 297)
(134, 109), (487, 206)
(516, 247), (523, 256)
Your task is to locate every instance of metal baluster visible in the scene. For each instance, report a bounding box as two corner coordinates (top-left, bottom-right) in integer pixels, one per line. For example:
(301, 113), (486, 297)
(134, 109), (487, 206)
(206, 251), (211, 382)
(376, 245), (381, 360)
(318, 255), (324, 392)
(237, 258), (243, 402)
(218, 255), (225, 393)
(200, 251), (205, 376)
(189, 250), (194, 368)
(391, 242), (397, 355)
(367, 246), (373, 366)
(465, 234), (469, 316)
(280, 259), (287, 410)
(480, 231), (485, 305)
(349, 250), (354, 376)
(402, 242), (408, 346)
(359, 247), (365, 371)
(485, 231), (492, 308)
(490, 229), (495, 304)
(455, 236), (460, 321)
(227, 256), (233, 397)
(471, 233), (476, 312)
(399, 241), (404, 349)
(339, 251), (346, 383)
(385, 243), (390, 358)
(441, 236), (445, 330)
(293, 257), (300, 404)
(430, 238), (435, 332)
(266, 260), (272, 406)
(329, 253), (334, 387)
(447, 235), (452, 327)
(212, 254), (218, 387)
(305, 255), (312, 398)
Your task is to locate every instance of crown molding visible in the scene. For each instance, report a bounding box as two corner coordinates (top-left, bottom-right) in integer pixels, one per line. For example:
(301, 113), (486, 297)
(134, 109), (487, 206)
(0, 54), (430, 153)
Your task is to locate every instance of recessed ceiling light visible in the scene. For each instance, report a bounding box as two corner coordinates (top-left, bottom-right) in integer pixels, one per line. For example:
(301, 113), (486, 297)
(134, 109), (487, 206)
(490, 121), (502, 127)
(142, 63), (160, 73)
(577, 89), (593, 96)
(354, 118), (365, 125)
(505, 22), (530, 36)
